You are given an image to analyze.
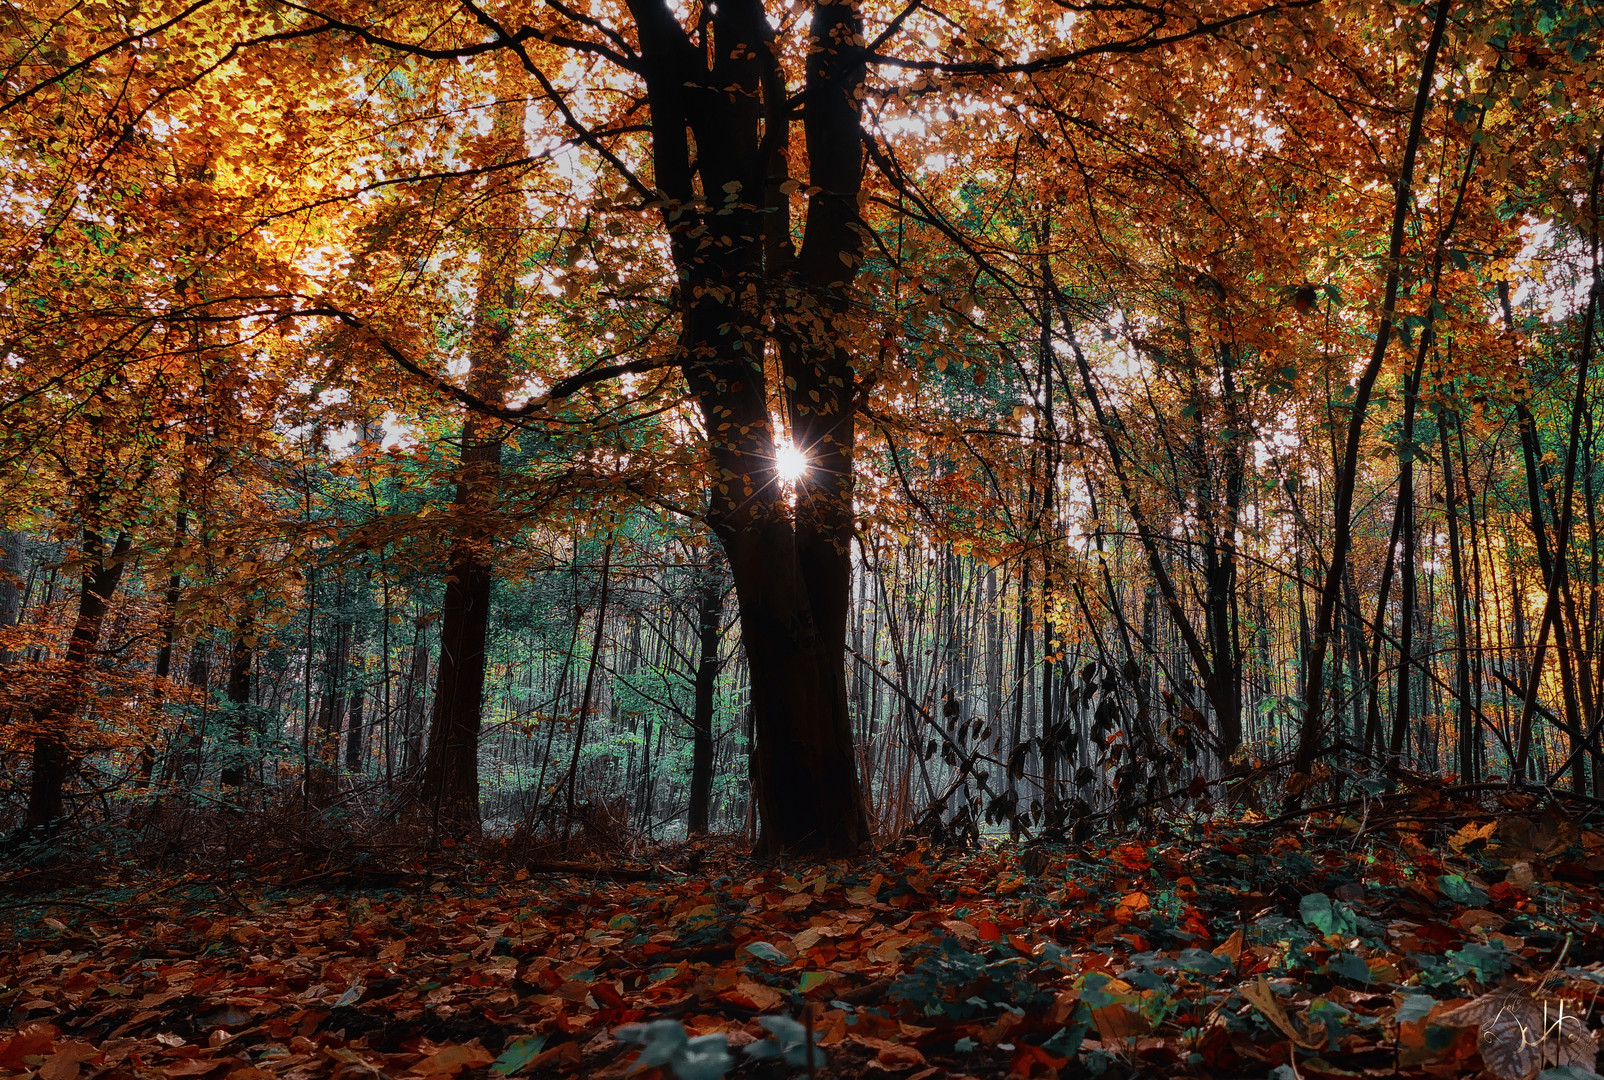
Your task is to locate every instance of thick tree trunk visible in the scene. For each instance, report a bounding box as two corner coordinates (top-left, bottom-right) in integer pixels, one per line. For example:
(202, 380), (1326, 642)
(416, 114), (519, 832)
(624, 0), (871, 851)
(723, 521), (865, 850)
(420, 473), (498, 830)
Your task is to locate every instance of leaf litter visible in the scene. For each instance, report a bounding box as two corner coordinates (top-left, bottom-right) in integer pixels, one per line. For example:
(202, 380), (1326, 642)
(2, 792), (1604, 1079)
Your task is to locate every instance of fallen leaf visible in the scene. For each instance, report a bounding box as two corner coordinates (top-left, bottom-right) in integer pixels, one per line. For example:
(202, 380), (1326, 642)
(0, 1025), (58, 1070)
(1213, 929), (1244, 964)
(1241, 978), (1320, 1049)
(37, 1042), (97, 1080)
(409, 1043), (494, 1075)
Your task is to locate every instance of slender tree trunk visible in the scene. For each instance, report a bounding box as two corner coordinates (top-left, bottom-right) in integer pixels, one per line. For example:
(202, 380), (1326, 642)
(1390, 336), (1424, 765)
(563, 534), (613, 831)
(1440, 413), (1477, 781)
(688, 556), (721, 834)
(1521, 150), (1603, 783)
(1294, 0), (1451, 786)
(139, 513), (187, 789)
(219, 612), (254, 788)
(344, 678), (365, 774)
(0, 531), (23, 665)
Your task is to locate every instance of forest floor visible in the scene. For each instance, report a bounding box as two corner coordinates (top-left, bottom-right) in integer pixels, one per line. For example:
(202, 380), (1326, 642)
(2, 787), (1604, 1080)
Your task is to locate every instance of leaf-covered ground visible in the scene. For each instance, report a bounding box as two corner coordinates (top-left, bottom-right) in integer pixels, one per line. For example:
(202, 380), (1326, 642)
(3, 791), (1604, 1079)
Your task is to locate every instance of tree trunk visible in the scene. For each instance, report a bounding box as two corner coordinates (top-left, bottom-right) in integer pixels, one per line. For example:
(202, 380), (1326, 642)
(1440, 414), (1477, 781)
(626, 0), (870, 851)
(344, 679), (365, 774)
(688, 556), (721, 835)
(417, 115), (520, 832)
(0, 530), (23, 665)
(403, 635), (428, 774)
(22, 528), (132, 834)
(1294, 0), (1451, 787)
(219, 613), (254, 788)
(420, 451), (499, 830)
(562, 534), (613, 831)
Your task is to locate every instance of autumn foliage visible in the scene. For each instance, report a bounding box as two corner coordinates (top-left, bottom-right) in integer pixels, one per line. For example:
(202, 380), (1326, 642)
(3, 0), (1604, 1075)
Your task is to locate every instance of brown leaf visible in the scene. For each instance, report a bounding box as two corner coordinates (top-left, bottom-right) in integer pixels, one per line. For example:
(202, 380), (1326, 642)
(1090, 1002), (1152, 1040)
(408, 1043), (493, 1076)
(851, 1035), (925, 1072)
(718, 979), (783, 1012)
(1240, 978), (1320, 1049)
(1213, 929), (1244, 965)
(1439, 989), (1596, 1080)
(161, 1059), (228, 1078)
(37, 1042), (97, 1080)
(1448, 820), (1496, 854)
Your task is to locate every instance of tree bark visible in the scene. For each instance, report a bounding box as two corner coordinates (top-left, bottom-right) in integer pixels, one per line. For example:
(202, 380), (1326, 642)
(417, 107), (520, 832)
(21, 528), (132, 834)
(1293, 0), (1451, 788)
(219, 612), (254, 788)
(625, 0), (869, 851)
(0, 531), (23, 666)
(419, 422), (501, 831)
(688, 556), (722, 834)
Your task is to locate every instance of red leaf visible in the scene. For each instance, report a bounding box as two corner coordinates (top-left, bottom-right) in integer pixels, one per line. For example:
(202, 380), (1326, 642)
(0, 1025), (58, 1070)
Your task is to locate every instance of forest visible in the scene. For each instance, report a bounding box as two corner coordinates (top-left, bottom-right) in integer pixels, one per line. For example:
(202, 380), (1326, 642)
(2, 0), (1604, 1077)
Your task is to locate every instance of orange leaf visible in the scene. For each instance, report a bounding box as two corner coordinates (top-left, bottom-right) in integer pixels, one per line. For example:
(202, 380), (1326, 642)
(1089, 1003), (1152, 1040)
(409, 1044), (494, 1076)
(718, 980), (782, 1012)
(1010, 1042), (1067, 1078)
(850, 1035), (926, 1072)
(160, 1061), (227, 1078)
(1212, 929), (1244, 964)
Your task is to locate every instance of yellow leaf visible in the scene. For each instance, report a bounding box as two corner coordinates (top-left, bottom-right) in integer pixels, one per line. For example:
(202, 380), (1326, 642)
(1448, 820), (1496, 854)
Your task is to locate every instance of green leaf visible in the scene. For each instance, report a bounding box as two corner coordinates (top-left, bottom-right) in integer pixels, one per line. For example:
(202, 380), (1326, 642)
(1436, 874), (1489, 906)
(745, 941), (789, 965)
(1397, 994), (1436, 1023)
(491, 1035), (548, 1076)
(1299, 893), (1359, 939)
(675, 1034), (733, 1080)
(1538, 1067), (1604, 1080)
(1177, 948), (1232, 976)
(1447, 941), (1511, 982)
(616, 1020), (689, 1068)
(799, 971), (830, 992)
(1040, 1021), (1089, 1057)
(1326, 952), (1370, 984)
